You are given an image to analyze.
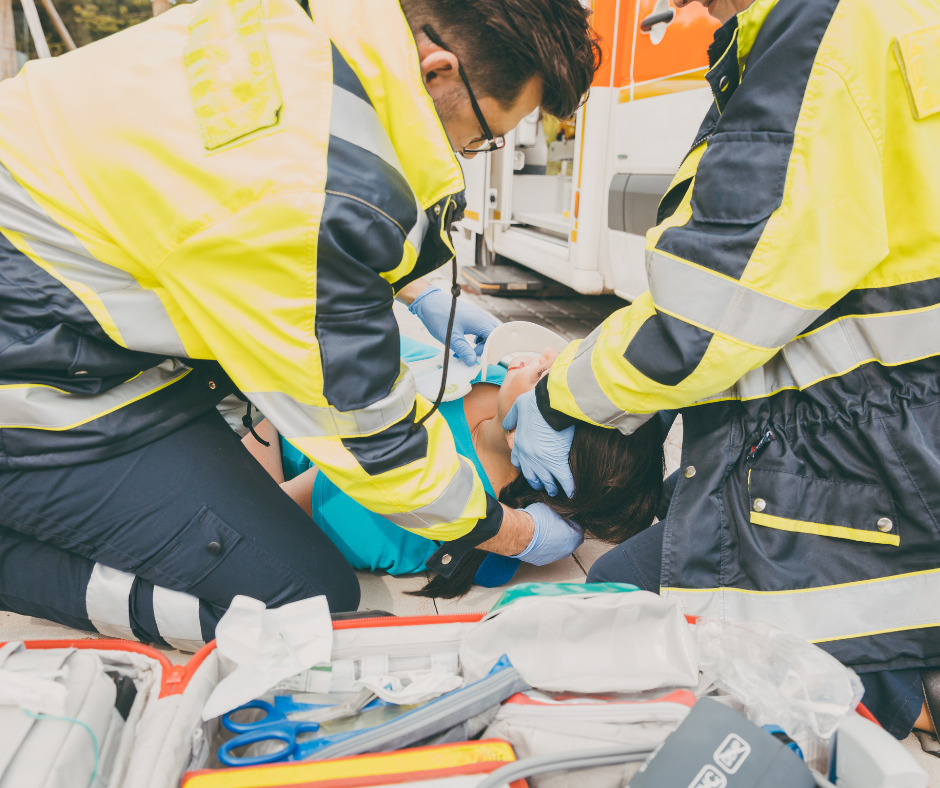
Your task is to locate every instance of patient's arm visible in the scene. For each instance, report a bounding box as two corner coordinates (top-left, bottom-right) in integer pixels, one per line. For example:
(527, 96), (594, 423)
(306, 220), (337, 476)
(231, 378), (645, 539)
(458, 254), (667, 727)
(241, 418), (284, 483)
(242, 420), (318, 515)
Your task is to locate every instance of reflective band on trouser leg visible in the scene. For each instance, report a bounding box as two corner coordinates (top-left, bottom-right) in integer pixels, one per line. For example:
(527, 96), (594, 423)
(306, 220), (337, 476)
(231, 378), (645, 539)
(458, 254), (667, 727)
(0, 162), (188, 357)
(564, 324), (654, 435)
(0, 360), (191, 430)
(696, 302), (940, 404)
(663, 568), (940, 644)
(329, 84), (429, 257)
(248, 367), (417, 439)
(384, 457), (477, 531)
(646, 250), (823, 349)
(85, 564), (138, 641)
(152, 585), (205, 652)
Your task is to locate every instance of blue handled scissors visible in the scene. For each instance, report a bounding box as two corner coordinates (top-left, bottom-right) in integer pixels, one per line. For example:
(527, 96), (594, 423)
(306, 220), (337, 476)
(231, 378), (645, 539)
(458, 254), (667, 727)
(218, 689), (378, 767)
(218, 698), (323, 767)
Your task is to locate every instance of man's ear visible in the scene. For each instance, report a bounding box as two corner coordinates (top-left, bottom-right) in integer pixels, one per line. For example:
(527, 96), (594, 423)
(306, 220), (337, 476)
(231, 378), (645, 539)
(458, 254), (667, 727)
(416, 39), (461, 89)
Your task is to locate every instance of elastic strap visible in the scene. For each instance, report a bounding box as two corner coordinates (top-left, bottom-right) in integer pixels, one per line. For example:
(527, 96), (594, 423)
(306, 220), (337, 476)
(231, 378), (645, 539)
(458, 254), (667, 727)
(412, 203), (459, 435)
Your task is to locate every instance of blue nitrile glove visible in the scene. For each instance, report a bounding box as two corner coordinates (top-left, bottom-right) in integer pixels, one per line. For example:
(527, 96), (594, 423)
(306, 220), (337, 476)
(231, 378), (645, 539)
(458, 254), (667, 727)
(409, 286), (499, 367)
(512, 502), (584, 566)
(502, 389), (575, 497)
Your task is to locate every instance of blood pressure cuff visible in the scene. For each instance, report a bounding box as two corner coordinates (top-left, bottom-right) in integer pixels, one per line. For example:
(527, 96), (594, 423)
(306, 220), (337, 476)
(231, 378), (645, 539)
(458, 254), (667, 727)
(630, 698), (814, 788)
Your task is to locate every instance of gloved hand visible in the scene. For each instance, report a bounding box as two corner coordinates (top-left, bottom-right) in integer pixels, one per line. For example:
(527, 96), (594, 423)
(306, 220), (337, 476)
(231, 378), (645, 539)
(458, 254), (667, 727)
(409, 286), (499, 366)
(502, 389), (575, 497)
(512, 502), (584, 566)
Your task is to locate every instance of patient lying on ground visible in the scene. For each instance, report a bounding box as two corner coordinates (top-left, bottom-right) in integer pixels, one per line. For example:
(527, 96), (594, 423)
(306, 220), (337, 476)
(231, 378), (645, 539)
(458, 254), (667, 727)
(243, 346), (665, 598)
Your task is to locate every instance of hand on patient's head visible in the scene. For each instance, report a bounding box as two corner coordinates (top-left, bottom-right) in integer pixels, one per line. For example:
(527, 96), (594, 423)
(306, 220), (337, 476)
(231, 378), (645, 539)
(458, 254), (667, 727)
(496, 346), (559, 430)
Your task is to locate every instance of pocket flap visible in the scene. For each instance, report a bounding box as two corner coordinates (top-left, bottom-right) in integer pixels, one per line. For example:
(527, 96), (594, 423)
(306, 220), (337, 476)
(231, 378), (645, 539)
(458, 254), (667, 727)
(894, 26), (940, 120)
(183, 0), (282, 150)
(690, 131), (793, 225)
(748, 468), (898, 546)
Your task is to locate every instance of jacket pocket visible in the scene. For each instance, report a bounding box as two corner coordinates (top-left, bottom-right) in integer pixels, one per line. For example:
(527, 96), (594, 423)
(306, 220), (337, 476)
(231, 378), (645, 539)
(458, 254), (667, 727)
(690, 131), (793, 225)
(748, 468), (899, 546)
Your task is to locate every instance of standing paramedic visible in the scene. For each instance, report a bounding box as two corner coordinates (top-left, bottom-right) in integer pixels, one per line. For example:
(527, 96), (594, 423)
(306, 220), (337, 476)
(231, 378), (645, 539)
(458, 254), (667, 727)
(0, 0), (600, 650)
(505, 0), (940, 740)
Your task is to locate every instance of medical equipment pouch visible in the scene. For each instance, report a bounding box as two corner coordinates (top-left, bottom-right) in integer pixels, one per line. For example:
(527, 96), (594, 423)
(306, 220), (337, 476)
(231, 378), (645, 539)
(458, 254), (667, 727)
(0, 644), (120, 788)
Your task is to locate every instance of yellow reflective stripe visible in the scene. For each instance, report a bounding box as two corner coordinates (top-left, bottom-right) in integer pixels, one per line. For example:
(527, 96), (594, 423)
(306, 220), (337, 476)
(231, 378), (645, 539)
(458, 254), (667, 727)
(184, 0), (282, 151)
(0, 361), (191, 431)
(750, 510), (899, 546)
(381, 239), (419, 285)
(662, 567), (940, 643)
(0, 163), (188, 356)
(647, 250), (823, 350)
(248, 366), (416, 440)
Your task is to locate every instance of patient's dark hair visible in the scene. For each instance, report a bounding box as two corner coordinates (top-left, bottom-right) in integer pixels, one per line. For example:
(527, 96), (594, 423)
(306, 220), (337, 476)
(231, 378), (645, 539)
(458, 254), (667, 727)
(412, 416), (665, 599)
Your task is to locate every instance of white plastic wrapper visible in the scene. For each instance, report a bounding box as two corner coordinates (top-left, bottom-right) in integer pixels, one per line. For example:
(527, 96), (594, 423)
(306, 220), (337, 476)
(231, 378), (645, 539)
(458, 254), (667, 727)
(460, 591), (699, 692)
(697, 617), (863, 765)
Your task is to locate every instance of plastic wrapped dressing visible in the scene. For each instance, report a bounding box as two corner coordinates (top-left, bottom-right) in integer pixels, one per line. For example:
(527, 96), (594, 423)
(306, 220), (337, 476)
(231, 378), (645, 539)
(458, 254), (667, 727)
(696, 618), (863, 769)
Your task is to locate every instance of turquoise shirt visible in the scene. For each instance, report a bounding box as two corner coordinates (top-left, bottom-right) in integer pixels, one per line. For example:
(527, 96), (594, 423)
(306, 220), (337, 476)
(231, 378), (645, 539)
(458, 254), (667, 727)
(280, 339), (515, 580)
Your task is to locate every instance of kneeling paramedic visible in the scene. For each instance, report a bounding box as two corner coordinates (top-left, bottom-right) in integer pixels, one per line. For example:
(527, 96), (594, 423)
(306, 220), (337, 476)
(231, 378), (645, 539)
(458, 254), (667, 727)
(0, 0), (600, 650)
(504, 0), (940, 741)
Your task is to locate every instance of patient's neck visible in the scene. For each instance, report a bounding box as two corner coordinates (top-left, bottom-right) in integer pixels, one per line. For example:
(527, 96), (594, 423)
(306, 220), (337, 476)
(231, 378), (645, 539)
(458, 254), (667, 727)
(471, 414), (518, 497)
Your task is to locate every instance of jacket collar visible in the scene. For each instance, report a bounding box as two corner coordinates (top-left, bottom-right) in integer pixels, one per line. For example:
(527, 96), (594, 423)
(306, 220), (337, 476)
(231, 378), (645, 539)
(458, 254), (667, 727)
(705, 0), (781, 114)
(309, 0), (465, 209)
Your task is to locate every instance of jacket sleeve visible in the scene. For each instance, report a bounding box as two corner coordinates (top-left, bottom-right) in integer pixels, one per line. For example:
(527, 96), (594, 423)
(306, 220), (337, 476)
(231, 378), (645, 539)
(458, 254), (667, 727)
(542, 64), (887, 431)
(155, 190), (498, 542)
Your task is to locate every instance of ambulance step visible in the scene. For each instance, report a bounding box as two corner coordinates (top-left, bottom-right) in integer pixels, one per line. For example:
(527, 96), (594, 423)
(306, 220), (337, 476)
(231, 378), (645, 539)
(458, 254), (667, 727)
(461, 264), (573, 298)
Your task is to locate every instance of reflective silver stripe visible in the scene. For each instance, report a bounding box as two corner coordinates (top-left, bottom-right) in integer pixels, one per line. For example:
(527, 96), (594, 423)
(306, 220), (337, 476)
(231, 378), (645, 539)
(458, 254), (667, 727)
(663, 568), (940, 643)
(330, 86), (428, 257)
(384, 456), (477, 530)
(85, 564), (138, 641)
(0, 163), (187, 357)
(152, 585), (204, 652)
(566, 325), (655, 435)
(0, 359), (190, 430)
(249, 366), (416, 439)
(330, 86), (405, 177)
(694, 304), (940, 404)
(647, 250), (823, 350)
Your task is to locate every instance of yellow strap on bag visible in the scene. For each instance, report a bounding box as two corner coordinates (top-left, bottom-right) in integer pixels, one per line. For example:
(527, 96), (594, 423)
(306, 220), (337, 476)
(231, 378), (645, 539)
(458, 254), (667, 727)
(184, 0), (283, 150)
(180, 739), (521, 787)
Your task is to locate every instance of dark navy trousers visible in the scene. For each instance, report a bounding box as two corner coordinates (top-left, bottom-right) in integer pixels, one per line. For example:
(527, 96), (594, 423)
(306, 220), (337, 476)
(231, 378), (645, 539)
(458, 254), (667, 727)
(587, 480), (924, 740)
(0, 409), (360, 650)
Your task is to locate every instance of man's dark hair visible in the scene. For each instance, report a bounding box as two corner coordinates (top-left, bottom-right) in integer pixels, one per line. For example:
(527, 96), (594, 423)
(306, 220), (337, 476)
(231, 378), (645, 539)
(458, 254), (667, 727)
(400, 0), (602, 119)
(412, 416), (666, 599)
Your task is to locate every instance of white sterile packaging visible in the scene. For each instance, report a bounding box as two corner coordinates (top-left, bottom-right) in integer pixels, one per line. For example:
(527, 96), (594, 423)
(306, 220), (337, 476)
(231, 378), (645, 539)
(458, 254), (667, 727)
(459, 590), (699, 692)
(201, 595), (333, 721)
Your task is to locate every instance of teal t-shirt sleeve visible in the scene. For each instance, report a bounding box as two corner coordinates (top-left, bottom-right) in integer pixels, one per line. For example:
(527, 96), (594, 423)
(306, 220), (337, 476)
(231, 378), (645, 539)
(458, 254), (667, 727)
(311, 472), (438, 575)
(280, 436), (314, 482)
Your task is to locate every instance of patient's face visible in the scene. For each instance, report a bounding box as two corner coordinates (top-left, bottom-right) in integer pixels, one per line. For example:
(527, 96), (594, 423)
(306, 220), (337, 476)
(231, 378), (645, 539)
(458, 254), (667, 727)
(497, 347), (559, 446)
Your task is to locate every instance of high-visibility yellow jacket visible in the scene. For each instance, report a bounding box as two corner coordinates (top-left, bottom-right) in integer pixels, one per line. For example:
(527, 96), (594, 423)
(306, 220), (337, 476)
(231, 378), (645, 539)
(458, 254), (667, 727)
(0, 0), (500, 548)
(540, 0), (940, 670)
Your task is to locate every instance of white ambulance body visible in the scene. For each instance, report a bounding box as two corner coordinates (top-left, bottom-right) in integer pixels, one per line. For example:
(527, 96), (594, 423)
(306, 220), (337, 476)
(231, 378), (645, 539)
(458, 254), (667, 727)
(454, 0), (719, 299)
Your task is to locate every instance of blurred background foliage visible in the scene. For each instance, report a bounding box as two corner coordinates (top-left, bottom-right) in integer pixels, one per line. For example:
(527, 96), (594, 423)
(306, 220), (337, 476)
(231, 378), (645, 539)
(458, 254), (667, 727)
(14, 0), (194, 57)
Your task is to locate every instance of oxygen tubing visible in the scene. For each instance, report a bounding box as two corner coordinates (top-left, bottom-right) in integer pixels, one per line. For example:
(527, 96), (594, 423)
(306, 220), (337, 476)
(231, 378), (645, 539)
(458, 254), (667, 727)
(475, 744), (654, 788)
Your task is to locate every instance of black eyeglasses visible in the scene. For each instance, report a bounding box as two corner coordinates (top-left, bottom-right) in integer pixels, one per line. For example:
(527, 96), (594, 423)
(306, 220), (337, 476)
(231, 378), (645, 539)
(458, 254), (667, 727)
(422, 24), (506, 155)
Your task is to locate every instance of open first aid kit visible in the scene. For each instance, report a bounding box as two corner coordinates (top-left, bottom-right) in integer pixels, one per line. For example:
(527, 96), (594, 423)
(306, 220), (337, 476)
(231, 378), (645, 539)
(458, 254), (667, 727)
(0, 583), (929, 788)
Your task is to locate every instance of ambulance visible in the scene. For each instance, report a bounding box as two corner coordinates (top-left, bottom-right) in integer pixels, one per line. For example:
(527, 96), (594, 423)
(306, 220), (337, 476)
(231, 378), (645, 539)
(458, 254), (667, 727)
(454, 0), (719, 299)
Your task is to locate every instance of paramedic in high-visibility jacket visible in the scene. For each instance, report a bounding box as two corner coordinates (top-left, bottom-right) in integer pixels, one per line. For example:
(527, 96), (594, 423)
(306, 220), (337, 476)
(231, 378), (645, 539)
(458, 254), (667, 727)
(505, 0), (940, 739)
(0, 0), (600, 650)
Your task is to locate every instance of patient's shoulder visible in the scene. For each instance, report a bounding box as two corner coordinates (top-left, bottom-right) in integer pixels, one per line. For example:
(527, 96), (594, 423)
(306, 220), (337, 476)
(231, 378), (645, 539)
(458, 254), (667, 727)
(462, 382), (499, 432)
